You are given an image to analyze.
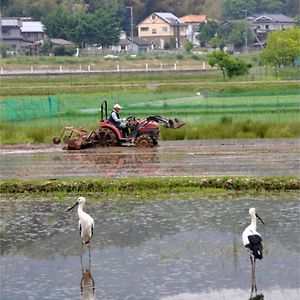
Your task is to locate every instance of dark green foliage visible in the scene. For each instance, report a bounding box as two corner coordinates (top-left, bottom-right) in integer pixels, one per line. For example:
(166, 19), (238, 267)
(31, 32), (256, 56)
(222, 0), (257, 19)
(198, 21), (220, 47)
(184, 41), (194, 53)
(53, 45), (76, 56)
(42, 5), (121, 47)
(0, 45), (13, 58)
(1, 0), (297, 22)
(222, 0), (288, 19)
(208, 51), (252, 78)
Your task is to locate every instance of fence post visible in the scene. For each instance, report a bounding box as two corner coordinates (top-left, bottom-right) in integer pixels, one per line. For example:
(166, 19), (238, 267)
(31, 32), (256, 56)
(202, 61), (206, 70)
(1, 67), (3, 75)
(174, 63), (177, 71)
(60, 65), (62, 72)
(145, 64), (148, 71)
(117, 64), (120, 72)
(31, 66), (33, 73)
(88, 65), (91, 72)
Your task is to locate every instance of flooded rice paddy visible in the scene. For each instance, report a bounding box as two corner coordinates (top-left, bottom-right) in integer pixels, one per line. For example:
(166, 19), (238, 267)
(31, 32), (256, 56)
(1, 195), (299, 300)
(0, 139), (299, 179)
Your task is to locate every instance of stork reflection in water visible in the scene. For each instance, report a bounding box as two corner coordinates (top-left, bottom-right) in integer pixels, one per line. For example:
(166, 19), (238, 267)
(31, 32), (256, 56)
(242, 207), (265, 297)
(80, 257), (95, 300)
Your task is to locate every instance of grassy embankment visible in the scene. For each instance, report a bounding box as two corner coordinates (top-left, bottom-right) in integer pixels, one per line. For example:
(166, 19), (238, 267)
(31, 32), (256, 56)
(1, 177), (299, 199)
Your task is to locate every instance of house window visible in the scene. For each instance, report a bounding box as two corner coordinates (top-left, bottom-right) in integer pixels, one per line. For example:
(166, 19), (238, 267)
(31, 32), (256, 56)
(265, 24), (269, 30)
(162, 26), (168, 32)
(152, 28), (157, 34)
(141, 27), (149, 32)
(151, 14), (156, 21)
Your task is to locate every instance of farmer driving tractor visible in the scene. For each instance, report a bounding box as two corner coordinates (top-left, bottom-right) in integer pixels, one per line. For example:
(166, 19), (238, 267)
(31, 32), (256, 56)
(108, 104), (129, 137)
(52, 100), (185, 150)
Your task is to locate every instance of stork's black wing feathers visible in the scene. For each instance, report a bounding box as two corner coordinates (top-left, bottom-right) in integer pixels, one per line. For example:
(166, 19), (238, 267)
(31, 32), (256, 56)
(247, 234), (263, 260)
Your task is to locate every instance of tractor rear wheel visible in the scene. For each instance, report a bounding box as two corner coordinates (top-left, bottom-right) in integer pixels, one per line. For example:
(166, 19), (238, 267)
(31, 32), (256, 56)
(91, 128), (118, 147)
(135, 135), (154, 148)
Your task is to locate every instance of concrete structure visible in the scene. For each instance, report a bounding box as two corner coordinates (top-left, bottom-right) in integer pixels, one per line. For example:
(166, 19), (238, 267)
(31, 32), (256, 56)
(137, 12), (188, 49)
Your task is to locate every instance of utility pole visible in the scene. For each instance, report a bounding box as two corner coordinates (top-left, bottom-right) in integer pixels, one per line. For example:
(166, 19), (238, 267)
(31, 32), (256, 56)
(126, 6), (133, 53)
(0, 7), (3, 48)
(242, 9), (248, 52)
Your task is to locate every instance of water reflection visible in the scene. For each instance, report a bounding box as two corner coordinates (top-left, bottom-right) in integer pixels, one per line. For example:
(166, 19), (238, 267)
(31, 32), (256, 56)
(0, 196), (299, 299)
(80, 252), (95, 300)
(250, 293), (264, 300)
(60, 148), (160, 177)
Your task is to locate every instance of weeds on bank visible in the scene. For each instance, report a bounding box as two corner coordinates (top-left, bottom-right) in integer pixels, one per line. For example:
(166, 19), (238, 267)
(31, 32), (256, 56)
(1, 177), (299, 195)
(161, 119), (300, 140)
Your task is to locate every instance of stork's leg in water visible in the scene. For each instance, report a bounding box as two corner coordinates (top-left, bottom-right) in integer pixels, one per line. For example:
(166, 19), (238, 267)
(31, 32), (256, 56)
(250, 255), (257, 295)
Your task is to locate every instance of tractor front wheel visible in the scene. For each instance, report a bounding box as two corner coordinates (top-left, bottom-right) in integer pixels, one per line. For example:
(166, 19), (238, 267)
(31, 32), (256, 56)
(91, 128), (118, 147)
(135, 135), (154, 148)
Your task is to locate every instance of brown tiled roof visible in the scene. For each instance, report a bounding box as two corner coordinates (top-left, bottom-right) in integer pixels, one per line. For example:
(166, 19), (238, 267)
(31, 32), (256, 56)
(180, 15), (207, 23)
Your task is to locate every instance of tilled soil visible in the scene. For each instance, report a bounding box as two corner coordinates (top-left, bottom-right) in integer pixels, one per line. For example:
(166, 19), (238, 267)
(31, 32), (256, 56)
(0, 139), (299, 180)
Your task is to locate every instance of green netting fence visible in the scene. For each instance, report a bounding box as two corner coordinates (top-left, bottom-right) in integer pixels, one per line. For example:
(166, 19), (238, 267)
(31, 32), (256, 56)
(0, 96), (58, 121)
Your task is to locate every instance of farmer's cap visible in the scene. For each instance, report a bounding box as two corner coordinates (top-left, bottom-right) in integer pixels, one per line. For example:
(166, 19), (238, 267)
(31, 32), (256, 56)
(114, 104), (122, 109)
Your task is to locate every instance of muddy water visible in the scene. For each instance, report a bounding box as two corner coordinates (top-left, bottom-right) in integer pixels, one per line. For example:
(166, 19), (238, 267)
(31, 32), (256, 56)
(0, 139), (299, 179)
(1, 195), (299, 300)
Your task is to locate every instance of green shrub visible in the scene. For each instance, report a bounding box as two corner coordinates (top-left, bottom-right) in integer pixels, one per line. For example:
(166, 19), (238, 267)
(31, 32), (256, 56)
(27, 127), (49, 143)
(53, 45), (76, 56)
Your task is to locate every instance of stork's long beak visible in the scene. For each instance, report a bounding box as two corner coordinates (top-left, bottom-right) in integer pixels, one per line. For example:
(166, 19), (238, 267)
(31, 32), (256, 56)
(256, 213), (265, 225)
(67, 202), (78, 212)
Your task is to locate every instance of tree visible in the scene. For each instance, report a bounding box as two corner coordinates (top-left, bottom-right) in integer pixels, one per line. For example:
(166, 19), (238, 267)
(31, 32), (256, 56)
(222, 0), (256, 19)
(184, 41), (194, 53)
(91, 8), (121, 47)
(260, 27), (300, 67)
(208, 50), (252, 78)
(43, 5), (74, 40)
(257, 0), (285, 13)
(221, 20), (254, 50)
(198, 20), (220, 47)
(53, 45), (76, 56)
(209, 37), (226, 49)
(43, 5), (122, 47)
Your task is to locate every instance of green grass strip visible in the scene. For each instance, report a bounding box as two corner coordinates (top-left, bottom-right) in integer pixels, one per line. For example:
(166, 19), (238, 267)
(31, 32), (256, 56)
(1, 177), (299, 199)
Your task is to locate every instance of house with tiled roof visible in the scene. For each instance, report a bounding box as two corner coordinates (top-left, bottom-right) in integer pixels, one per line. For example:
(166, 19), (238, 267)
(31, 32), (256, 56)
(179, 15), (207, 46)
(247, 13), (296, 47)
(112, 31), (150, 53)
(137, 12), (188, 49)
(1, 17), (44, 53)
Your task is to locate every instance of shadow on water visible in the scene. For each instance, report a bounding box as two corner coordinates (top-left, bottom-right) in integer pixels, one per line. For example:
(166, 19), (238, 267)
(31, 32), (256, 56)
(0, 195), (299, 299)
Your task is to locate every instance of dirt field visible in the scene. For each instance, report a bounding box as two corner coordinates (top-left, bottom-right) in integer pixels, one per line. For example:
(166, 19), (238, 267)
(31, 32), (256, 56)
(0, 139), (299, 180)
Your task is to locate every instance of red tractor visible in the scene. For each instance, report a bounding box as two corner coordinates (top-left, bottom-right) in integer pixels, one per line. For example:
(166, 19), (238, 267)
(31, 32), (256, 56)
(53, 101), (184, 150)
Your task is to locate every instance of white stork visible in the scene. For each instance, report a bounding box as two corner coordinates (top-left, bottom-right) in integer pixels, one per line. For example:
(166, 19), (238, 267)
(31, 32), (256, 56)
(68, 197), (94, 247)
(242, 207), (265, 294)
